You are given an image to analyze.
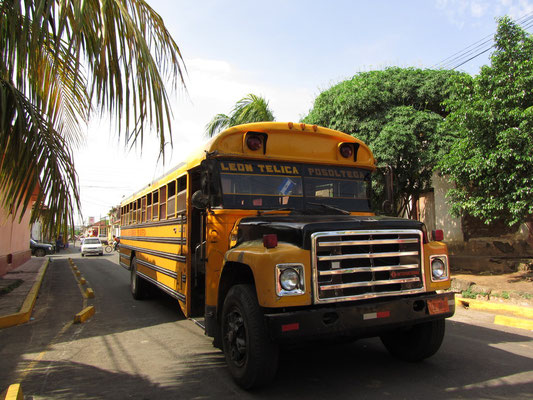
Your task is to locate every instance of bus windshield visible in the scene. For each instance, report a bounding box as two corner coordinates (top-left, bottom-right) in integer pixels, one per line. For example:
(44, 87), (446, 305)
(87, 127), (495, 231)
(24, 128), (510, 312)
(217, 159), (371, 212)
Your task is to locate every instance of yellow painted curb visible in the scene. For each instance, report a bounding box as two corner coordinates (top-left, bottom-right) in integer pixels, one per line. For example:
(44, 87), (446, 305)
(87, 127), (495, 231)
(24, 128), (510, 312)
(1, 383), (24, 400)
(0, 260), (49, 329)
(74, 306), (95, 323)
(456, 297), (533, 319)
(494, 315), (533, 331)
(85, 288), (95, 298)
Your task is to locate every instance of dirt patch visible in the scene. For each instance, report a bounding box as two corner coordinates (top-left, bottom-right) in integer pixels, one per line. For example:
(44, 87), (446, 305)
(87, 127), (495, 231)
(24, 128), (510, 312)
(451, 269), (533, 307)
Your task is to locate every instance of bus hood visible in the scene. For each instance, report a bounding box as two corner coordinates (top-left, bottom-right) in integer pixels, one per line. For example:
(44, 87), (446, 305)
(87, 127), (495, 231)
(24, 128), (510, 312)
(235, 214), (425, 250)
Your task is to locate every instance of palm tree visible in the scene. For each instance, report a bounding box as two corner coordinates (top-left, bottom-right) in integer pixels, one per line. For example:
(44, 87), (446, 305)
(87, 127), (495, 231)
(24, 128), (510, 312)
(0, 0), (186, 236)
(205, 94), (275, 137)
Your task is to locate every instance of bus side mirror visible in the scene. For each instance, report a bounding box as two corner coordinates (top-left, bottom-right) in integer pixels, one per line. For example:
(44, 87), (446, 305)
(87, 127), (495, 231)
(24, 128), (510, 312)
(192, 190), (209, 209)
(381, 200), (393, 215)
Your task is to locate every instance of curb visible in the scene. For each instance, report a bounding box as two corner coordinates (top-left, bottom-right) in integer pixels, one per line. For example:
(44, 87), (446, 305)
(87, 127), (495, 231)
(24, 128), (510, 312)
(494, 315), (533, 331)
(68, 258), (95, 323)
(1, 383), (23, 400)
(0, 259), (49, 329)
(456, 297), (533, 331)
(74, 305), (95, 323)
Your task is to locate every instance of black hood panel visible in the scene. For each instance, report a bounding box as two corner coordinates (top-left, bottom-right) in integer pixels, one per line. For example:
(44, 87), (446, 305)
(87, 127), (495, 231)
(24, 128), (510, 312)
(236, 215), (424, 249)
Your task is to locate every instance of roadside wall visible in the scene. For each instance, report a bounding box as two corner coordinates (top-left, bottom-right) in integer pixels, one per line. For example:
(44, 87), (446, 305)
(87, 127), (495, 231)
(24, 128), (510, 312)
(0, 205), (32, 277)
(432, 173), (463, 243)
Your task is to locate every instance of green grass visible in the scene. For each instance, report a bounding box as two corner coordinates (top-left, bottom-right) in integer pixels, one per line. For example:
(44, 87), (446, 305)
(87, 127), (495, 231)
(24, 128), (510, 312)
(461, 287), (489, 299)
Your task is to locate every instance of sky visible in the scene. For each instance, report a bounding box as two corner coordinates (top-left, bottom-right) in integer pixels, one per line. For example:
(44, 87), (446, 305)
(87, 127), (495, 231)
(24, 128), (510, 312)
(73, 0), (533, 225)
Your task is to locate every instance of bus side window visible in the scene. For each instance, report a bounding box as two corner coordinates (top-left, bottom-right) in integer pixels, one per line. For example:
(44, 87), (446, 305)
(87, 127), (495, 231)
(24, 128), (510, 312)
(141, 196), (146, 222)
(167, 181), (176, 219)
(147, 193), (152, 220)
(153, 190), (159, 220)
(176, 176), (187, 213)
(160, 186), (167, 219)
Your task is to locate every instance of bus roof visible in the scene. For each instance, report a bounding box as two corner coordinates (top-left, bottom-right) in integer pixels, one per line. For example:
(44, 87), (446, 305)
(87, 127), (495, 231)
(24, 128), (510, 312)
(122, 122), (375, 205)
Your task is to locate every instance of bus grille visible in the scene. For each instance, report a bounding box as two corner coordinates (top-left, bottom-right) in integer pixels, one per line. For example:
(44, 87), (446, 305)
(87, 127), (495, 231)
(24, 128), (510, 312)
(311, 230), (425, 304)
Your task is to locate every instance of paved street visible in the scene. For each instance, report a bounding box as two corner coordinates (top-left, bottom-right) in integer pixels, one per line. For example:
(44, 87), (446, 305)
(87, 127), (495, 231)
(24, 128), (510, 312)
(1, 249), (532, 399)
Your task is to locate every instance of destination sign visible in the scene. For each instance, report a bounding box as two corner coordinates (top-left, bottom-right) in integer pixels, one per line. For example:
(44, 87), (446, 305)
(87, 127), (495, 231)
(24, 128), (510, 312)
(218, 160), (367, 180)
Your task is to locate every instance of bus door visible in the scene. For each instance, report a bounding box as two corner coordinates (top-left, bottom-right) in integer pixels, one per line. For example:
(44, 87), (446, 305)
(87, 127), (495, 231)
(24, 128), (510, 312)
(188, 167), (206, 317)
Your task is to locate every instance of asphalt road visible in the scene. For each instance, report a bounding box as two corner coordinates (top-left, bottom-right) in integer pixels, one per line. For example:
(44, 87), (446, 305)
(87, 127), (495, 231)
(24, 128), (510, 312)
(1, 250), (532, 399)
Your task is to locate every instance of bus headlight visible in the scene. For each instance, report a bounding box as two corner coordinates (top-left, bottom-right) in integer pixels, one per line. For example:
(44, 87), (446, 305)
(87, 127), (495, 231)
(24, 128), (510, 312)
(276, 264), (305, 296)
(280, 269), (299, 290)
(430, 255), (449, 281)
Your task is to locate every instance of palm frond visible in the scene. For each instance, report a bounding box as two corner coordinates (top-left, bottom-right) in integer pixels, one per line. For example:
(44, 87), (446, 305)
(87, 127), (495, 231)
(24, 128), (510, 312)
(0, 0), (187, 235)
(55, 0), (186, 157)
(205, 113), (230, 137)
(0, 77), (79, 238)
(205, 94), (275, 136)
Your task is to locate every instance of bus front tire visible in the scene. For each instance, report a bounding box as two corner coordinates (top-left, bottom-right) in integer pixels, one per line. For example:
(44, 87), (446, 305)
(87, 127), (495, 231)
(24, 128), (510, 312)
(221, 284), (279, 389)
(380, 318), (445, 362)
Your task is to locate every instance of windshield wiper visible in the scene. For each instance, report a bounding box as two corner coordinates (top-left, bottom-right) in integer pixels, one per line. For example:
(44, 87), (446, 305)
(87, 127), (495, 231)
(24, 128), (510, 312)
(306, 202), (350, 215)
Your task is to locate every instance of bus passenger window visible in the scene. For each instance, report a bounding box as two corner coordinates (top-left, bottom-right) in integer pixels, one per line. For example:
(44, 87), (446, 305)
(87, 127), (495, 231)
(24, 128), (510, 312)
(167, 181), (176, 219)
(153, 191), (159, 220)
(160, 186), (167, 219)
(147, 193), (152, 220)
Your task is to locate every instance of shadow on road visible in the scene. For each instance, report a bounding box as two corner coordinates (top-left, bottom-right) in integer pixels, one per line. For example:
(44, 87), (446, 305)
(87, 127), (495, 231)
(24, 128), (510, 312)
(2, 252), (532, 399)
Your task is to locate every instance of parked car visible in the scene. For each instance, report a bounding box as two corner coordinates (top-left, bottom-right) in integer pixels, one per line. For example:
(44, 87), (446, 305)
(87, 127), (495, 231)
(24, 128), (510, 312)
(81, 237), (103, 257)
(30, 239), (54, 257)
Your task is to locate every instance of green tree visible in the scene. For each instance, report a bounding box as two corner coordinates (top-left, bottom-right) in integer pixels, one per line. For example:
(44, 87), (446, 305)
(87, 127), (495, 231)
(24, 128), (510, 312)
(205, 94), (275, 137)
(0, 0), (185, 236)
(438, 17), (533, 233)
(303, 67), (464, 217)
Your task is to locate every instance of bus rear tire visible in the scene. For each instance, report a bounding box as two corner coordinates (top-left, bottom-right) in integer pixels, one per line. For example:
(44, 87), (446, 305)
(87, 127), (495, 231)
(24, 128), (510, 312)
(221, 284), (278, 389)
(130, 256), (150, 300)
(380, 318), (445, 362)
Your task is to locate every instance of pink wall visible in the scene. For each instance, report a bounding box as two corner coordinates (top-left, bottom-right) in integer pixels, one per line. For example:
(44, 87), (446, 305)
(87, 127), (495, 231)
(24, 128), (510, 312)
(0, 205), (32, 277)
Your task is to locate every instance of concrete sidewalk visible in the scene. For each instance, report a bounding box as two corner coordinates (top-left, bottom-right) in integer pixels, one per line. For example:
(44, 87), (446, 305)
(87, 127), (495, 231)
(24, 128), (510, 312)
(0, 256), (49, 329)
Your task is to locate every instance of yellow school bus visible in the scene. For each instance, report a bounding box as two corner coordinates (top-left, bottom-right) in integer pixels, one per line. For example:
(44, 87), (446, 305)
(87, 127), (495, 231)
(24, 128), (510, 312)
(119, 122), (454, 389)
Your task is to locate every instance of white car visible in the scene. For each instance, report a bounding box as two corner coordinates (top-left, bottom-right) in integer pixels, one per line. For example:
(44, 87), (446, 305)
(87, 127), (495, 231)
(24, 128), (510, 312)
(81, 237), (103, 257)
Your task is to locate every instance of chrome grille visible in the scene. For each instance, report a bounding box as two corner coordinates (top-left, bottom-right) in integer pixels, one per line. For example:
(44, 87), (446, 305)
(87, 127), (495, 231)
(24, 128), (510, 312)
(311, 230), (425, 303)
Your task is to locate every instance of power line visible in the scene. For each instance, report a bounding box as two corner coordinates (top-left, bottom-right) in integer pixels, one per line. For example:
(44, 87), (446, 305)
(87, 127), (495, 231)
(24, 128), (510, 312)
(433, 12), (533, 71)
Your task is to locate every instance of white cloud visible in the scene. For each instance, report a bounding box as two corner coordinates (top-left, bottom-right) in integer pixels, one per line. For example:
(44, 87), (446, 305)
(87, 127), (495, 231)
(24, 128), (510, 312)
(435, 0), (533, 27)
(471, 0), (490, 17)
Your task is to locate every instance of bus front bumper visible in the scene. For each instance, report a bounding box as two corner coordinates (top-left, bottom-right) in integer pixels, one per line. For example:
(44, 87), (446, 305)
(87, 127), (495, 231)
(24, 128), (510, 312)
(264, 292), (455, 343)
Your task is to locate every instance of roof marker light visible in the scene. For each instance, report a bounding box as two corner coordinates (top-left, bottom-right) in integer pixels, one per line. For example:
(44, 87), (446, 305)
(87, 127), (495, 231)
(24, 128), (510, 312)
(246, 135), (262, 151)
(340, 143), (353, 158)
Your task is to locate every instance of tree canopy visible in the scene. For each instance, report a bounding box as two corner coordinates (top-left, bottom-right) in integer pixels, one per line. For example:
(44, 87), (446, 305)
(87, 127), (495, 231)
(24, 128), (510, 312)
(438, 17), (533, 228)
(303, 67), (464, 217)
(0, 0), (185, 236)
(205, 94), (275, 137)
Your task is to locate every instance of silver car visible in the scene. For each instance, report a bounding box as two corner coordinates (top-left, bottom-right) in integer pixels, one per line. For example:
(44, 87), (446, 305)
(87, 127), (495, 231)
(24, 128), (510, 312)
(81, 237), (103, 257)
